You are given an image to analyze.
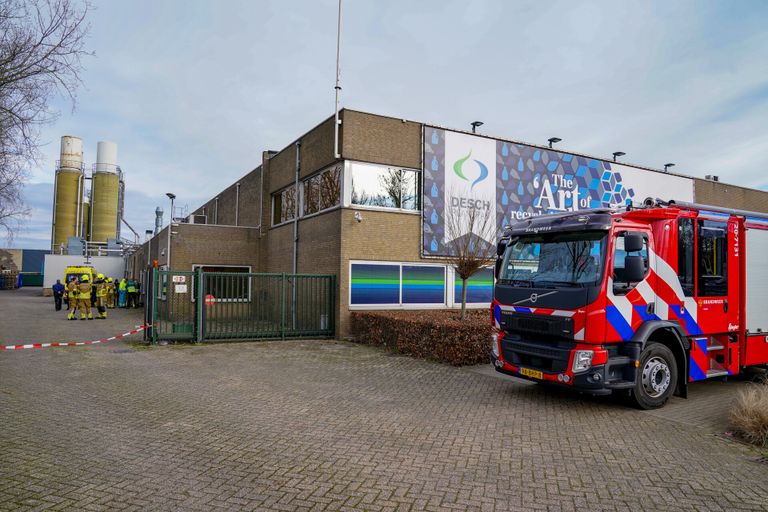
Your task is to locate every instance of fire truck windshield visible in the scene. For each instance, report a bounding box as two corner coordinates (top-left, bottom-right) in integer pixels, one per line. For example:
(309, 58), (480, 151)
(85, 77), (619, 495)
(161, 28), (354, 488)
(499, 231), (607, 287)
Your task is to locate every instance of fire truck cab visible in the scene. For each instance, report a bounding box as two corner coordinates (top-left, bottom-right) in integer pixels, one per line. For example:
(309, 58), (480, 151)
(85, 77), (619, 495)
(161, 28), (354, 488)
(491, 198), (768, 409)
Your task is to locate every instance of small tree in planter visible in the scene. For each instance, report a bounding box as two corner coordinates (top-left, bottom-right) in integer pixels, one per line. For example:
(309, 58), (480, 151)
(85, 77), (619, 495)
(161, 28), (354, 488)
(444, 196), (497, 320)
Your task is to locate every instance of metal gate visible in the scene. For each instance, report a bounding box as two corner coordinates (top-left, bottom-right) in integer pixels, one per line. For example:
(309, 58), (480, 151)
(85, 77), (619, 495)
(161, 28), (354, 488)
(149, 269), (335, 342)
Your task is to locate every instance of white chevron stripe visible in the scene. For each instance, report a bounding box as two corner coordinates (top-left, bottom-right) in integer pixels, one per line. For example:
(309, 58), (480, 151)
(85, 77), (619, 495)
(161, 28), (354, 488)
(652, 249), (686, 301)
(607, 277), (635, 324)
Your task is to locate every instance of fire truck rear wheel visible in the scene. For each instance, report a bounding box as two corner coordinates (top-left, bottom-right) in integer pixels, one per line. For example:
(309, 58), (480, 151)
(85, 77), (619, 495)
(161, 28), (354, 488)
(631, 342), (677, 410)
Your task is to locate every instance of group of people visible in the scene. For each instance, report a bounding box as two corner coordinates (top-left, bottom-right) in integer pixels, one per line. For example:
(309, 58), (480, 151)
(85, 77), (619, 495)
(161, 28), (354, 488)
(51, 276), (141, 320)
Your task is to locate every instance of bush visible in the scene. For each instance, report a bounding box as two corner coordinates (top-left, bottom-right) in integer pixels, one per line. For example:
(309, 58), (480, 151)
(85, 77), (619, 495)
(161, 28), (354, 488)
(729, 379), (768, 448)
(350, 310), (492, 366)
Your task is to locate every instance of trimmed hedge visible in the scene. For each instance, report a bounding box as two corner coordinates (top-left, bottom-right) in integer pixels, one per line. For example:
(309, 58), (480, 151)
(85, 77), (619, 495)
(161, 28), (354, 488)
(350, 310), (492, 366)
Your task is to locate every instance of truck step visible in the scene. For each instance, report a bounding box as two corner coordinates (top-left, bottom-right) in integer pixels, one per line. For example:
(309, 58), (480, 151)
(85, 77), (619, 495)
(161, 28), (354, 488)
(706, 344), (725, 351)
(605, 380), (635, 390)
(706, 369), (729, 378)
(607, 356), (633, 367)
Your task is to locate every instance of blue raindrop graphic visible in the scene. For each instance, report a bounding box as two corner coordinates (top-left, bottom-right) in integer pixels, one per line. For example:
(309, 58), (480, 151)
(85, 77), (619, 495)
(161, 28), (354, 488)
(430, 238), (438, 252)
(502, 143), (509, 157)
(431, 130), (439, 145)
(517, 182), (524, 195)
(533, 150), (541, 162)
(430, 183), (438, 197)
(430, 210), (438, 224)
(501, 191), (509, 206)
(517, 158), (524, 172)
(501, 166), (508, 181)
(431, 156), (438, 171)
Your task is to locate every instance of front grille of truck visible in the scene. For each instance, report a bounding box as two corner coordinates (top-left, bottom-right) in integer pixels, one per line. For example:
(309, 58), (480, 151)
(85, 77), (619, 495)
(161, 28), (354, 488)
(500, 337), (575, 373)
(499, 311), (574, 339)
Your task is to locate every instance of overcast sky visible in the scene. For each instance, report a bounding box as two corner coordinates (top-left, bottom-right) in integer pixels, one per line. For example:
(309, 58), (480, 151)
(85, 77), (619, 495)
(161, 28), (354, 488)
(11, 0), (768, 249)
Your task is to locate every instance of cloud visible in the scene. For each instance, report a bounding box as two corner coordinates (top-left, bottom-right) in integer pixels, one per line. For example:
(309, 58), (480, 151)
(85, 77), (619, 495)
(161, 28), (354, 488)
(14, 0), (768, 247)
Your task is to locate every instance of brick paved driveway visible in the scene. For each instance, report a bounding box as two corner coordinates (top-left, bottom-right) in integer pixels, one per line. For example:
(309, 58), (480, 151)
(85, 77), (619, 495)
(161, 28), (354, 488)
(1, 288), (767, 511)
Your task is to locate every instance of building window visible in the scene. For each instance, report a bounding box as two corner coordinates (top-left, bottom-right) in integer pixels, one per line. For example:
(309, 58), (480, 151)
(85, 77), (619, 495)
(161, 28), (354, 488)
(303, 164), (341, 216)
(454, 267), (494, 304)
(402, 265), (445, 304)
(350, 263), (400, 305)
(697, 220), (728, 296)
(272, 186), (296, 225)
(349, 162), (420, 211)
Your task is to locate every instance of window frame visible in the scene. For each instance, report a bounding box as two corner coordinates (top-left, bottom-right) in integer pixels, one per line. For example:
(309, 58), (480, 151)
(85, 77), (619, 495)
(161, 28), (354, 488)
(696, 219), (729, 297)
(271, 185), (297, 227)
(611, 231), (650, 295)
(677, 217), (695, 297)
(348, 260), (493, 310)
(301, 163), (342, 218)
(343, 160), (422, 214)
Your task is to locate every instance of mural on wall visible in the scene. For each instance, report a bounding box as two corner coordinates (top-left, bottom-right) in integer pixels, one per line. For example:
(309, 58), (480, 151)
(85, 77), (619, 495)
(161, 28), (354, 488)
(422, 127), (695, 257)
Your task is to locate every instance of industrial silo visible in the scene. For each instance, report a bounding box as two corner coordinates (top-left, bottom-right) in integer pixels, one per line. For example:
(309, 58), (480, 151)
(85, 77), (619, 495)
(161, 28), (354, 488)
(80, 198), (91, 240)
(90, 141), (120, 243)
(51, 136), (84, 253)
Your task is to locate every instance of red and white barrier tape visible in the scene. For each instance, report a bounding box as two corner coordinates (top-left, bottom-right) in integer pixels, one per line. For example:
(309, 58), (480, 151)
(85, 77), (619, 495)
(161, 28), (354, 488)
(0, 324), (155, 351)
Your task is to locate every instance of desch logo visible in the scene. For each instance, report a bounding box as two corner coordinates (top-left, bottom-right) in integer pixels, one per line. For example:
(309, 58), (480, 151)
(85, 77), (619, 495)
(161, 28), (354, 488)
(453, 150), (488, 190)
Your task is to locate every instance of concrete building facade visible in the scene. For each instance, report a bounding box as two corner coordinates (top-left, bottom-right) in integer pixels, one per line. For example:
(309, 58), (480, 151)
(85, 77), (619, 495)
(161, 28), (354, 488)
(129, 109), (768, 338)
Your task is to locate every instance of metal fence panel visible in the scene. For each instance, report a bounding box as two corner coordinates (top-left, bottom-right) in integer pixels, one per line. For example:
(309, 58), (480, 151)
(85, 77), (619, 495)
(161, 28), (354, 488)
(151, 269), (334, 342)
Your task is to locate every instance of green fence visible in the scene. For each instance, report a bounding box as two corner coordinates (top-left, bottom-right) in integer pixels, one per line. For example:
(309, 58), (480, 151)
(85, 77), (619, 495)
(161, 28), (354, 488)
(149, 269), (335, 342)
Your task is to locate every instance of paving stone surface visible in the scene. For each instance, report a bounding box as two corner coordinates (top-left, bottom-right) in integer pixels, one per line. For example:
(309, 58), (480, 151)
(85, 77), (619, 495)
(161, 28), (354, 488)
(1, 288), (767, 511)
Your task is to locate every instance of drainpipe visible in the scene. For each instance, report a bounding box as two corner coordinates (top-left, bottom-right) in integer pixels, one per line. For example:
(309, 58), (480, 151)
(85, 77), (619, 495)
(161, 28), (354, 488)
(235, 182), (240, 226)
(50, 172), (59, 253)
(74, 173), (82, 238)
(214, 196), (219, 225)
(293, 141), (301, 275)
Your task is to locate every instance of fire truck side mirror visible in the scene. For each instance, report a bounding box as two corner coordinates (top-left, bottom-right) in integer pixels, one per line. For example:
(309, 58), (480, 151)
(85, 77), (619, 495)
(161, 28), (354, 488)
(623, 232), (644, 253)
(496, 240), (508, 257)
(624, 255), (645, 283)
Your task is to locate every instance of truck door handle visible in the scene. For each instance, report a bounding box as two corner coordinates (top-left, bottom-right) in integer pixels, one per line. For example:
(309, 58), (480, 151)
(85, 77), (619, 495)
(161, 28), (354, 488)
(724, 300), (728, 313)
(646, 302), (655, 316)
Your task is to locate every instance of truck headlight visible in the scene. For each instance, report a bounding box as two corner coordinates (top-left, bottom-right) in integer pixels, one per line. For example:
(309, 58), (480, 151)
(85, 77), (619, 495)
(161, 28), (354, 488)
(491, 331), (500, 359)
(572, 350), (594, 373)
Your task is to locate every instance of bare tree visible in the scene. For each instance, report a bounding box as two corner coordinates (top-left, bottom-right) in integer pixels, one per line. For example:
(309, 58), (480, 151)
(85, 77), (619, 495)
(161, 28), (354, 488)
(0, 0), (92, 240)
(444, 193), (497, 320)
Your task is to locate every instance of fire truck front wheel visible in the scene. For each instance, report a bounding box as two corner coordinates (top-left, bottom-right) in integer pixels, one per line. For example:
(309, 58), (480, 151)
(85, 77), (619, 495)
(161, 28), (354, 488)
(631, 342), (678, 410)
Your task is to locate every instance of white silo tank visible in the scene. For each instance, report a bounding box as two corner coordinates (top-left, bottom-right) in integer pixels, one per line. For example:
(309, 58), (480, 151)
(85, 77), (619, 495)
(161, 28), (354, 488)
(51, 135), (85, 251)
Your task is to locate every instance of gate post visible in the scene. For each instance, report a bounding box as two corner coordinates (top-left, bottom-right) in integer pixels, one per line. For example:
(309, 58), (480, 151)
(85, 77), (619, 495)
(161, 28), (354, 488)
(195, 267), (205, 343)
(151, 268), (159, 344)
(281, 272), (286, 340)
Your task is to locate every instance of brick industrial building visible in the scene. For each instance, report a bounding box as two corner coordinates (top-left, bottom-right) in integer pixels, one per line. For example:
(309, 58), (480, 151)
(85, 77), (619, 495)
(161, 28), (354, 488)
(128, 109), (768, 337)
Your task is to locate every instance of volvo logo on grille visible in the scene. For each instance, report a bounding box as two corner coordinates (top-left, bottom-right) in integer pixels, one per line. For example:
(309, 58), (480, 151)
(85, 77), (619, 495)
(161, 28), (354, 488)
(512, 290), (558, 305)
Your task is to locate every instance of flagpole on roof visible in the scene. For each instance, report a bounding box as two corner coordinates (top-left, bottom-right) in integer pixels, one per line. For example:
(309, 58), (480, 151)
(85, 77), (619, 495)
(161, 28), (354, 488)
(333, 0), (343, 159)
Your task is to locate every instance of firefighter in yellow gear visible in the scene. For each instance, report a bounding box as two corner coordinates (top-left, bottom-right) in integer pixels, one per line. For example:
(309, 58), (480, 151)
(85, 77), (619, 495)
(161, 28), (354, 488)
(77, 274), (93, 320)
(106, 277), (116, 308)
(94, 273), (108, 319)
(66, 277), (79, 320)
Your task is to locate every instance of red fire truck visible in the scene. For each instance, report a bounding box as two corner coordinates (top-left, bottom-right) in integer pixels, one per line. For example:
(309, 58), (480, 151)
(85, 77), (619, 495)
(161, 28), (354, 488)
(491, 198), (768, 409)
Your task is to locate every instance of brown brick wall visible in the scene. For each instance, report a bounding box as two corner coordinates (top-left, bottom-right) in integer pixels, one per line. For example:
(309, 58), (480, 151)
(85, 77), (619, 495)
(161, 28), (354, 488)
(192, 167), (262, 227)
(694, 178), (768, 214)
(171, 224), (261, 271)
(338, 208), (441, 337)
(263, 223), (293, 273)
(341, 110), (422, 169)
